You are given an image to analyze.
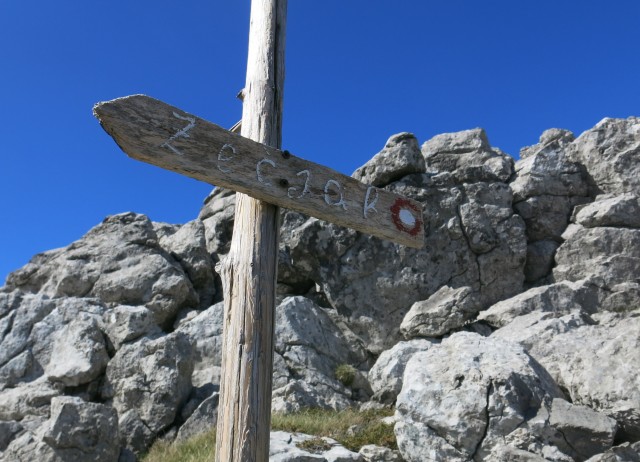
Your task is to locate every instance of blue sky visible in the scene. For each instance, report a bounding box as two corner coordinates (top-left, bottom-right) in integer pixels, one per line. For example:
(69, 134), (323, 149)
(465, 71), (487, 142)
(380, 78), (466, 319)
(1, 1), (639, 283)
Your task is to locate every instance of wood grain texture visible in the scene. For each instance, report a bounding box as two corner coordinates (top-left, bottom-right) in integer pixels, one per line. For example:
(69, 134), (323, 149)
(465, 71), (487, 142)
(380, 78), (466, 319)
(215, 0), (286, 461)
(94, 96), (425, 248)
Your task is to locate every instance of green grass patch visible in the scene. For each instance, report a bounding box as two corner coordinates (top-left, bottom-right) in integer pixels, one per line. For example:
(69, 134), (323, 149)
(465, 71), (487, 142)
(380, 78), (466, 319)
(142, 429), (216, 462)
(142, 407), (396, 462)
(271, 407), (397, 452)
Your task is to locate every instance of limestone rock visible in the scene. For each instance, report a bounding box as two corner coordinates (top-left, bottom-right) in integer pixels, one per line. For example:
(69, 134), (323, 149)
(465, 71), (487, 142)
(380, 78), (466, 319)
(0, 377), (61, 421)
(269, 431), (363, 462)
(494, 310), (640, 441)
(158, 219), (216, 309)
(101, 332), (193, 439)
(5, 213), (200, 326)
(102, 304), (160, 350)
(0, 292), (57, 386)
(421, 128), (514, 183)
(553, 225), (640, 286)
(524, 240), (560, 283)
(352, 133), (425, 187)
(199, 187), (236, 258)
(176, 392), (219, 442)
(117, 409), (155, 457)
(514, 195), (588, 242)
(43, 397), (119, 461)
(400, 286), (480, 338)
(44, 317), (108, 387)
(549, 398), (617, 460)
(520, 128), (576, 160)
(368, 339), (434, 405)
(0, 421), (23, 451)
(574, 194), (640, 228)
(1, 397), (119, 462)
(358, 444), (403, 462)
(567, 117), (640, 195)
(585, 442), (640, 462)
(511, 139), (587, 202)
(395, 332), (564, 461)
(511, 128), (590, 283)
(272, 297), (369, 412)
(477, 280), (598, 328)
(176, 302), (224, 387)
(283, 172), (526, 353)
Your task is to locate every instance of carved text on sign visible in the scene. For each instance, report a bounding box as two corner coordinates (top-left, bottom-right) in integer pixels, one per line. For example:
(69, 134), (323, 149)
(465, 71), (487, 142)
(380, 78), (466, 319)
(159, 113), (422, 232)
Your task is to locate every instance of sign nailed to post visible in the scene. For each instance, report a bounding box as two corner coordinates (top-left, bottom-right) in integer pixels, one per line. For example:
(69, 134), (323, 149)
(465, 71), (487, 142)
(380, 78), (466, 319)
(94, 95), (425, 248)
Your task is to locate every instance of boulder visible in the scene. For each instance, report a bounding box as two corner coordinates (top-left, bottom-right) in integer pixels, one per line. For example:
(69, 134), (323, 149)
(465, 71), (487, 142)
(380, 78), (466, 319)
(176, 302), (224, 387)
(0, 421), (23, 451)
(368, 339), (434, 404)
(101, 332), (193, 445)
(585, 442), (640, 462)
(358, 444), (403, 462)
(157, 219), (216, 309)
(512, 132), (586, 201)
(553, 225), (640, 286)
(1, 396), (119, 462)
(0, 292), (57, 385)
(421, 128), (514, 183)
(272, 297), (369, 412)
(0, 377), (61, 421)
(574, 194), (640, 229)
(199, 187), (236, 258)
(117, 409), (155, 457)
(519, 128), (575, 160)
(395, 332), (564, 461)
(514, 195), (589, 242)
(44, 317), (108, 387)
(176, 392), (219, 442)
(510, 128), (590, 283)
(477, 280), (598, 328)
(352, 133), (425, 187)
(102, 304), (160, 350)
(400, 286), (481, 338)
(494, 310), (640, 441)
(5, 213), (201, 327)
(567, 117), (640, 196)
(269, 431), (363, 462)
(549, 398), (617, 460)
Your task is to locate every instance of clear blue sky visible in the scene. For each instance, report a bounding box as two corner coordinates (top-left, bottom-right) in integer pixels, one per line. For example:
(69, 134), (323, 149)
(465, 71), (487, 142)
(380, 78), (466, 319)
(1, 1), (639, 283)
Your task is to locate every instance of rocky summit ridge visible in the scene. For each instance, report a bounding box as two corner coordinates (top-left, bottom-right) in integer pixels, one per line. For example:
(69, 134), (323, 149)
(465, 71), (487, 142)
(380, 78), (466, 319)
(1, 117), (639, 461)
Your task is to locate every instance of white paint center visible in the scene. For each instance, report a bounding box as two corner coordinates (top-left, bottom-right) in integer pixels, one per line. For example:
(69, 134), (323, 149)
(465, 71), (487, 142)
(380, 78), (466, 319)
(399, 209), (416, 227)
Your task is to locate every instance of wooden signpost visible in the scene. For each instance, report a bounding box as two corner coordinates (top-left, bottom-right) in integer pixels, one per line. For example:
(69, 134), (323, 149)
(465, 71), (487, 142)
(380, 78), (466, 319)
(94, 1), (423, 460)
(93, 95), (425, 248)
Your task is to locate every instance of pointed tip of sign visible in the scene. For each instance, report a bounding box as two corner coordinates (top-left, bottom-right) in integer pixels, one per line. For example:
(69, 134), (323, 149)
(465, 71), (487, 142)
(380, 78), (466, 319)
(93, 94), (152, 120)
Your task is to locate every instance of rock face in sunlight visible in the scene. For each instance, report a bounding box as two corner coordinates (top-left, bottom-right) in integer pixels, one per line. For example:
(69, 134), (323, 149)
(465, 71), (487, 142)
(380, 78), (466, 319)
(1, 116), (640, 461)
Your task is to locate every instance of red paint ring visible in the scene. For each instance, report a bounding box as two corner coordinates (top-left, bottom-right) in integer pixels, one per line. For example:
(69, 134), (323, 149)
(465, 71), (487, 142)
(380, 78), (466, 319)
(390, 198), (423, 236)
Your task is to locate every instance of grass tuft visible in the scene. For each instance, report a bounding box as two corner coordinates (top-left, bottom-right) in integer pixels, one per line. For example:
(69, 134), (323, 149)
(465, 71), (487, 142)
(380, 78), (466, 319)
(334, 364), (357, 386)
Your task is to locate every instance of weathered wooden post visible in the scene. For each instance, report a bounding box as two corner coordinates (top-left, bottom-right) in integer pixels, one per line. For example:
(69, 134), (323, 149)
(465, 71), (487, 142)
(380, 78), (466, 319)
(93, 3), (425, 460)
(214, 0), (286, 460)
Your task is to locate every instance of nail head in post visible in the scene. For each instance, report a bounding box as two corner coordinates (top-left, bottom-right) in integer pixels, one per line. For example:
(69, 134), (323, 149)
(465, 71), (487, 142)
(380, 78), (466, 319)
(279, 178), (289, 187)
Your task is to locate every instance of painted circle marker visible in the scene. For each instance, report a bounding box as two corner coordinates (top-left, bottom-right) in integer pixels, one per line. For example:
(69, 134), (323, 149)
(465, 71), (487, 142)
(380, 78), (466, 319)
(390, 198), (423, 237)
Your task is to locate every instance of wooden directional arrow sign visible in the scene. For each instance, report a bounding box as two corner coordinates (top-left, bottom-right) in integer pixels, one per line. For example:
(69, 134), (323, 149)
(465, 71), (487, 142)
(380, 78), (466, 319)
(94, 95), (425, 248)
